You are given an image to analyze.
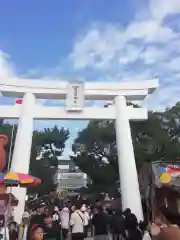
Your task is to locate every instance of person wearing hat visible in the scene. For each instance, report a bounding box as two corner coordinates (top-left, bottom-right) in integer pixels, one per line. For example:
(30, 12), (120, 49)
(18, 212), (30, 240)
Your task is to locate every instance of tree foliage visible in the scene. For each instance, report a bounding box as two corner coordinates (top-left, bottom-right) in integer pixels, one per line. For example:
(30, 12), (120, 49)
(29, 126), (69, 195)
(72, 103), (180, 192)
(0, 122), (69, 195)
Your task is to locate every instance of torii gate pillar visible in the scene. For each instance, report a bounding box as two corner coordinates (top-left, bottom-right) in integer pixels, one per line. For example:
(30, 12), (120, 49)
(115, 95), (143, 220)
(10, 93), (36, 223)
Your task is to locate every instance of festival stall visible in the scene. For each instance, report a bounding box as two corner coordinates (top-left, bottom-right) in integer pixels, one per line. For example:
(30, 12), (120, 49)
(0, 171), (41, 222)
(0, 134), (41, 222)
(149, 161), (180, 223)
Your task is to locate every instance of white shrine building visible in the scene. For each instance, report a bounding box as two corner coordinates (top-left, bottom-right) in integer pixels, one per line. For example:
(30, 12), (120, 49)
(0, 78), (158, 223)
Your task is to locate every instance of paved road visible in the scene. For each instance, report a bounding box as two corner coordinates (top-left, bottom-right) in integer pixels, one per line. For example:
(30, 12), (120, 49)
(66, 232), (94, 240)
(68, 236), (112, 239)
(67, 236), (93, 240)
(67, 237), (93, 240)
(67, 231), (112, 239)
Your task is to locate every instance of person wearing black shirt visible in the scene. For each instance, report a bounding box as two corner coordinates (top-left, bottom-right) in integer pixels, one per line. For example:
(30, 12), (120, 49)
(110, 210), (126, 240)
(92, 206), (109, 240)
(123, 209), (142, 240)
(30, 209), (44, 228)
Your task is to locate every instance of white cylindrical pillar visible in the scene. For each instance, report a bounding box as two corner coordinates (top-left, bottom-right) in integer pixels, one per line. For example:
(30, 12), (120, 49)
(10, 93), (36, 223)
(115, 95), (143, 221)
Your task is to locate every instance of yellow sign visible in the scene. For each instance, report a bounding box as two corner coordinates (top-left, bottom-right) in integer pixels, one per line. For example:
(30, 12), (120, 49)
(160, 172), (172, 183)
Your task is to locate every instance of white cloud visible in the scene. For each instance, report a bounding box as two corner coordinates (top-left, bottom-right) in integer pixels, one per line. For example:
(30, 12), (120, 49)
(0, 51), (15, 78)
(69, 0), (180, 111)
(145, 80), (180, 111)
(69, 26), (124, 69)
(168, 57), (180, 72)
(125, 20), (175, 43)
(150, 0), (180, 22)
(119, 44), (143, 64)
(140, 46), (168, 64)
(120, 70), (153, 82)
(70, 20), (176, 70)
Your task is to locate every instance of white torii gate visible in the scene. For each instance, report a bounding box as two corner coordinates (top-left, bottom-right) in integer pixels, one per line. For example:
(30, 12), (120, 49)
(0, 78), (158, 223)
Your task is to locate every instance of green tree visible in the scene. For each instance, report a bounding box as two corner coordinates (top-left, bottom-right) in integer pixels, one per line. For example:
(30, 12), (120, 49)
(72, 120), (118, 191)
(29, 126), (69, 195)
(72, 104), (180, 192)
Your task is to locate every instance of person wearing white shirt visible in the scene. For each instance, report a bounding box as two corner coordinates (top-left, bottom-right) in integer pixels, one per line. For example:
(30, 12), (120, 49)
(70, 204), (84, 240)
(81, 205), (90, 238)
(18, 212), (30, 240)
(60, 207), (70, 240)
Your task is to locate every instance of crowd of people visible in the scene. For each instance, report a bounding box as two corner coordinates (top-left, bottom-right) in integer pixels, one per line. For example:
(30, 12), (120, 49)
(1, 201), (180, 240)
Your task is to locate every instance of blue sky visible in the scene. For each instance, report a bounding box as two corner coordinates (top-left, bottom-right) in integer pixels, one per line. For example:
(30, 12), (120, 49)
(0, 0), (180, 158)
